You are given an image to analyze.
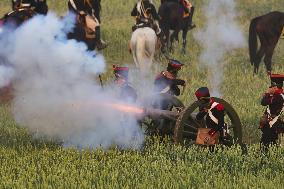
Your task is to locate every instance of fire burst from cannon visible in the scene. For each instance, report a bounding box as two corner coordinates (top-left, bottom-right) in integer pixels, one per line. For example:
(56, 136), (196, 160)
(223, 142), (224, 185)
(105, 103), (144, 114)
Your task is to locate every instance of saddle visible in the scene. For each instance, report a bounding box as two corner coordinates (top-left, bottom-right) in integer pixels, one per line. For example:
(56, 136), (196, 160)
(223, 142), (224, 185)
(77, 14), (98, 39)
(183, 12), (190, 18)
(132, 17), (154, 32)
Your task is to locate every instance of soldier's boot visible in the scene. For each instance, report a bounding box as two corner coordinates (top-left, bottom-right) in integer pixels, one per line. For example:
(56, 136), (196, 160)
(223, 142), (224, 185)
(95, 26), (107, 50)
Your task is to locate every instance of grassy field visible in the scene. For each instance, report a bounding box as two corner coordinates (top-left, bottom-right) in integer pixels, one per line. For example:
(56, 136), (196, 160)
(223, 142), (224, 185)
(0, 0), (284, 188)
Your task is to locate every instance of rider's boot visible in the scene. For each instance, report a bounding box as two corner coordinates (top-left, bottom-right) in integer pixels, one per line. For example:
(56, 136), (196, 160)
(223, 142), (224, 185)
(95, 26), (107, 50)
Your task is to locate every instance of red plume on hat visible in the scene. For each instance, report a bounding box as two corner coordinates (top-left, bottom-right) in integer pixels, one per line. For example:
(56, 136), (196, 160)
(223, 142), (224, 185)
(113, 65), (129, 79)
(270, 74), (284, 88)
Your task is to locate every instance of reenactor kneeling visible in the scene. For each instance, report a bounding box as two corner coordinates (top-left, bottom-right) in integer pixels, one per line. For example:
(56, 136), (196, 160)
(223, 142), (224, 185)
(195, 87), (229, 145)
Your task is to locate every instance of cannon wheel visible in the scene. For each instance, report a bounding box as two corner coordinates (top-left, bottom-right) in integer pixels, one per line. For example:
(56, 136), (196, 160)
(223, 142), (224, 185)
(174, 97), (242, 146)
(141, 94), (184, 136)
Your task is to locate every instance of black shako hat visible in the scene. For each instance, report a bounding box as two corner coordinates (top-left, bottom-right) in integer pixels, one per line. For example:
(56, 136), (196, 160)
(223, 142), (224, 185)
(167, 59), (184, 72)
(270, 74), (284, 88)
(195, 87), (210, 99)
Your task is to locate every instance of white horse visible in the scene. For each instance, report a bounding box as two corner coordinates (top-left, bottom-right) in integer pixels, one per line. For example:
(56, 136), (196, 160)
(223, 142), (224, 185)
(130, 27), (157, 73)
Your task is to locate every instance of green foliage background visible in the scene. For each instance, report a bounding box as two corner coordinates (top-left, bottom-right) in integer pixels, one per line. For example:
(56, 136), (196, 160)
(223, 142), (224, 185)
(0, 0), (284, 188)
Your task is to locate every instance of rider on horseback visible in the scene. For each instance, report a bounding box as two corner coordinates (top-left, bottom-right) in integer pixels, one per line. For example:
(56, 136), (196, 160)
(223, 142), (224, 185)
(68, 0), (107, 50)
(131, 0), (162, 37)
(11, 0), (48, 15)
(181, 0), (195, 28)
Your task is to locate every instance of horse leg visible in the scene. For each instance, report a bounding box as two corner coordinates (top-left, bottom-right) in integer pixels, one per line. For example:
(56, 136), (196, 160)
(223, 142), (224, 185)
(168, 30), (175, 52)
(254, 45), (266, 74)
(263, 40), (278, 75)
(253, 33), (267, 74)
(182, 28), (188, 54)
(164, 30), (170, 52)
(170, 30), (179, 52)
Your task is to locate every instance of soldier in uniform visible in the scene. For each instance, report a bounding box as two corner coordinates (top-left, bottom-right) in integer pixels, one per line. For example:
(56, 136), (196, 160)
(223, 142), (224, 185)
(259, 74), (284, 147)
(11, 0), (48, 15)
(131, 0), (162, 37)
(154, 59), (185, 96)
(68, 0), (107, 50)
(195, 87), (227, 144)
(113, 65), (138, 103)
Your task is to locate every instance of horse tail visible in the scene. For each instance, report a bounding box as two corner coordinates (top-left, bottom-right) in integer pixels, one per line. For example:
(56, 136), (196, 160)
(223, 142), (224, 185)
(249, 17), (259, 65)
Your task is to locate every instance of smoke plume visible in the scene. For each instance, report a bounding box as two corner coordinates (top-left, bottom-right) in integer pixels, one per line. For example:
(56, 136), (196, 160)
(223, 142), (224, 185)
(0, 13), (144, 149)
(194, 0), (245, 96)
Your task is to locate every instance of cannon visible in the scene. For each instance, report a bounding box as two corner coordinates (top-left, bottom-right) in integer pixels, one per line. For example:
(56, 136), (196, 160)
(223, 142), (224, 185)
(140, 96), (243, 146)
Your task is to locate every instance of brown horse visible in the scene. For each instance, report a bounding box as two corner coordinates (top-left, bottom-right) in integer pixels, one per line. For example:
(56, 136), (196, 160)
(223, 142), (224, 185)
(249, 11), (284, 74)
(159, 0), (195, 53)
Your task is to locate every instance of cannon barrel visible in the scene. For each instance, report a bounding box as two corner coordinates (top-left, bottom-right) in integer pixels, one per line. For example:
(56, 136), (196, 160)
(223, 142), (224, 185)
(143, 108), (179, 120)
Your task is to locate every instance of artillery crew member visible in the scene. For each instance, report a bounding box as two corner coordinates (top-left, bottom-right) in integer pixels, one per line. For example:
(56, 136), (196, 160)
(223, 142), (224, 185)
(68, 0), (107, 50)
(131, 0), (161, 36)
(11, 0), (48, 15)
(195, 87), (226, 143)
(113, 65), (137, 103)
(259, 74), (284, 146)
(154, 59), (186, 96)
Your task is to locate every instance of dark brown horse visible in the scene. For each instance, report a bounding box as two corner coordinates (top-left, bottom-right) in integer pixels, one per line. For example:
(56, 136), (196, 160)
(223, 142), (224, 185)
(249, 11), (284, 74)
(159, 0), (195, 53)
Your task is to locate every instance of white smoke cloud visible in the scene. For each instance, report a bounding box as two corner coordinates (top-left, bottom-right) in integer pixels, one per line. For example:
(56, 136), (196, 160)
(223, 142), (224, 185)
(0, 65), (15, 88)
(194, 0), (245, 97)
(0, 13), (144, 149)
